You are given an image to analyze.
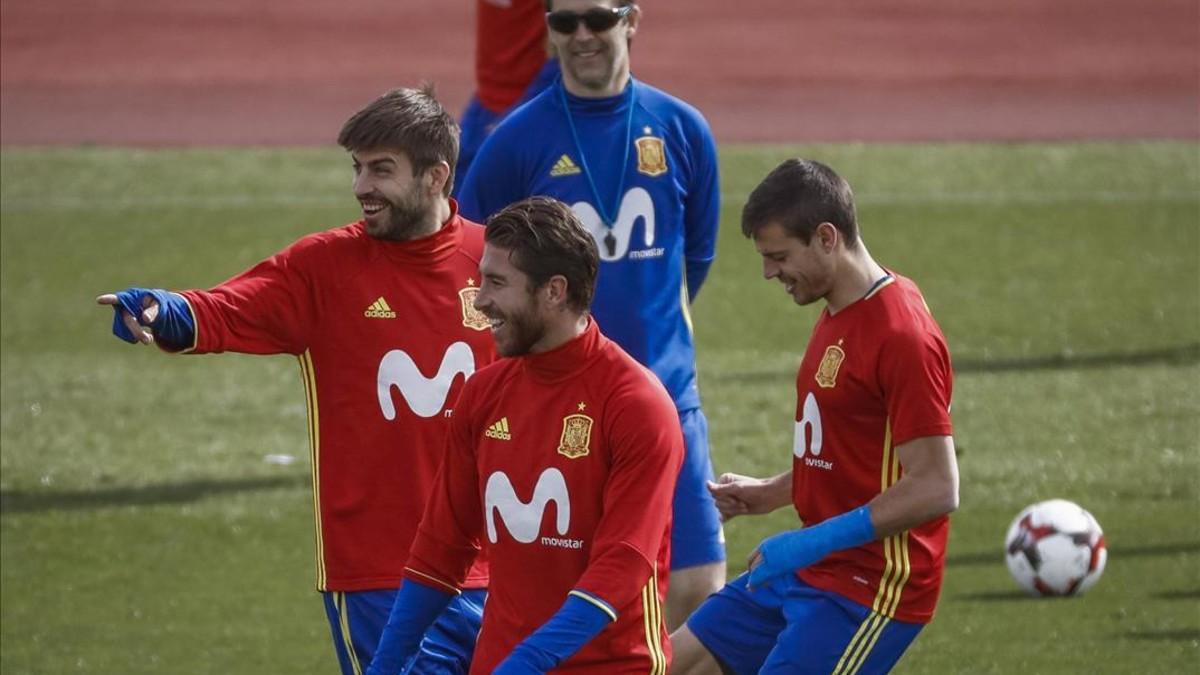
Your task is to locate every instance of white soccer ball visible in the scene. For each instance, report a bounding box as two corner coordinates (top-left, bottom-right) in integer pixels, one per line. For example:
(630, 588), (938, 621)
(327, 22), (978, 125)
(1004, 499), (1107, 597)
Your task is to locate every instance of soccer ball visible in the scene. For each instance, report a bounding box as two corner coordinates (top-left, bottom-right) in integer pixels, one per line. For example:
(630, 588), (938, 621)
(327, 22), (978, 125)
(1004, 499), (1107, 597)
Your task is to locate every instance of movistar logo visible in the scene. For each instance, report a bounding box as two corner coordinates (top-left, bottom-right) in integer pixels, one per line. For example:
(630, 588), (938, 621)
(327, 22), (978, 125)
(485, 468), (571, 544)
(795, 391), (833, 471)
(550, 154), (582, 177)
(376, 342), (475, 419)
(572, 187), (655, 260)
(485, 417), (512, 441)
(364, 297), (396, 319)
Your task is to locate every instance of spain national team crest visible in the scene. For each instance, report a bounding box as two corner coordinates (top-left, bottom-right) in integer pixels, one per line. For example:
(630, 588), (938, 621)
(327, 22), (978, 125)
(815, 344), (846, 389)
(458, 281), (489, 331)
(558, 413), (594, 459)
(635, 135), (668, 177)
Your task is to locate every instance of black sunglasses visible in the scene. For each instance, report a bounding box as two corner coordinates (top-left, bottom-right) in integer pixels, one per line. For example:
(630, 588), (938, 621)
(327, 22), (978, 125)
(546, 6), (633, 35)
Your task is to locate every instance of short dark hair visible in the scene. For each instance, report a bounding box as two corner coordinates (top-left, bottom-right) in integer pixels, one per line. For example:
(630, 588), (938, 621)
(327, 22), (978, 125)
(741, 158), (860, 248)
(336, 85), (459, 197)
(484, 197), (599, 312)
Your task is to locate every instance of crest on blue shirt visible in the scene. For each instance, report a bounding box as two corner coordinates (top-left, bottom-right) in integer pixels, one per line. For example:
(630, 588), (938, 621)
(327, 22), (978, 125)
(635, 135), (668, 177)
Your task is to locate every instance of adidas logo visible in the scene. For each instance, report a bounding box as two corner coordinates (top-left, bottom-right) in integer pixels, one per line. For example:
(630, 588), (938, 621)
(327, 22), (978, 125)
(484, 417), (512, 441)
(549, 154), (582, 177)
(364, 297), (397, 319)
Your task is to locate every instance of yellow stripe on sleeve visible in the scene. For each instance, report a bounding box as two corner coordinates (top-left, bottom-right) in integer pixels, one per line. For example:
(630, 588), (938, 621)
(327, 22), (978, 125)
(638, 564), (667, 675)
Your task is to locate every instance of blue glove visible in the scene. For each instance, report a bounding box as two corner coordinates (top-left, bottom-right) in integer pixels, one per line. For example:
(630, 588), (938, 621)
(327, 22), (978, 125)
(748, 505), (876, 589)
(110, 287), (195, 349)
(492, 592), (615, 674)
(366, 579), (455, 675)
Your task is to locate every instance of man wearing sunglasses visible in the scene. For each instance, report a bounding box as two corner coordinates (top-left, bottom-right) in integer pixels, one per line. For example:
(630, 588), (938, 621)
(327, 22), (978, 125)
(458, 0), (726, 633)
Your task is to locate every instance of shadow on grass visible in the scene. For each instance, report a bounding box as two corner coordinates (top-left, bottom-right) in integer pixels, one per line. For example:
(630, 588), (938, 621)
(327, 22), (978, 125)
(0, 474), (309, 515)
(947, 541), (1200, 567)
(710, 343), (1200, 382)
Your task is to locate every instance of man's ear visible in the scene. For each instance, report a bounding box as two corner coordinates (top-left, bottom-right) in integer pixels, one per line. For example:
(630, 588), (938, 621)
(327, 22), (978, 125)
(626, 4), (642, 38)
(815, 222), (840, 252)
(425, 160), (451, 196)
(542, 275), (570, 309)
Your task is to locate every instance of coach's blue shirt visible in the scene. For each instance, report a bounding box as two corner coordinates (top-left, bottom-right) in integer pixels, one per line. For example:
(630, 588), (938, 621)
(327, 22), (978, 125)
(459, 77), (720, 413)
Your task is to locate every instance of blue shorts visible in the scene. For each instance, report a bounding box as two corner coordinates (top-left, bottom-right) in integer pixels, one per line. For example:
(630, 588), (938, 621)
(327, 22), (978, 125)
(322, 588), (485, 675)
(671, 408), (726, 569)
(686, 573), (923, 675)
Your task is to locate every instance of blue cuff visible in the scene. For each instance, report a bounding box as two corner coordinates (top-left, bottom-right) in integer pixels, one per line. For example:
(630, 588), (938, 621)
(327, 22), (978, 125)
(111, 287), (195, 349)
(493, 592), (614, 674)
(749, 505), (876, 589)
(365, 579), (455, 675)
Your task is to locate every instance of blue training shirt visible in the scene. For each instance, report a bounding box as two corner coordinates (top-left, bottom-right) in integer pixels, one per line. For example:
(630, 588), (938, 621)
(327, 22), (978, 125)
(459, 76), (720, 413)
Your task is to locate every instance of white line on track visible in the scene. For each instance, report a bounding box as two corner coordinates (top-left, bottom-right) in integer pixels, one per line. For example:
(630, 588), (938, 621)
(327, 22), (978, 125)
(1, 190), (1196, 213)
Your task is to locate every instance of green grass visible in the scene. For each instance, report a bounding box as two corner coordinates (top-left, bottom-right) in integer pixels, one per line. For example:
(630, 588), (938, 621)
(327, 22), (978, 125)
(2, 142), (1198, 673)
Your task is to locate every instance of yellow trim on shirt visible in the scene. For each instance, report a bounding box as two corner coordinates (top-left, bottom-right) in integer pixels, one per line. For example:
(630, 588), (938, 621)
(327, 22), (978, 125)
(298, 351), (326, 590)
(404, 568), (463, 596)
(638, 565), (667, 675)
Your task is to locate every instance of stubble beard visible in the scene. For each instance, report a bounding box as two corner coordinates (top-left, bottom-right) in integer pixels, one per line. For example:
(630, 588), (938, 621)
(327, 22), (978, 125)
(496, 302), (546, 357)
(366, 190), (433, 242)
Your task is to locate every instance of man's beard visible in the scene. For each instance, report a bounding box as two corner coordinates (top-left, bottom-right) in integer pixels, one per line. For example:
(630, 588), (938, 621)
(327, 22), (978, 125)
(494, 301), (546, 357)
(365, 189), (430, 241)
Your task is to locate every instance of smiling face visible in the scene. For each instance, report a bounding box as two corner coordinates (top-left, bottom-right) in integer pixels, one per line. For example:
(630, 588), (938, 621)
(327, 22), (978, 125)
(350, 148), (433, 240)
(474, 244), (552, 357)
(547, 0), (639, 97)
(753, 221), (837, 306)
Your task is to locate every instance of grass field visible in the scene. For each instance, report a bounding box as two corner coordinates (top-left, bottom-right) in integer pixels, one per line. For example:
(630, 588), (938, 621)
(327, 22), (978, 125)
(2, 142), (1198, 673)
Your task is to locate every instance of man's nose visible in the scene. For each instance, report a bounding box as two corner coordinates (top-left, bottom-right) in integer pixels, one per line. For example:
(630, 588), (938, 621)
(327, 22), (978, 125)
(763, 259), (778, 279)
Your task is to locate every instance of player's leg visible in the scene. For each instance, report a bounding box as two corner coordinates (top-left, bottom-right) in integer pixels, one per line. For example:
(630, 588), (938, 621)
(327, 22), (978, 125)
(666, 407), (727, 629)
(672, 572), (787, 675)
(402, 589), (487, 675)
(759, 580), (924, 674)
(322, 589), (397, 675)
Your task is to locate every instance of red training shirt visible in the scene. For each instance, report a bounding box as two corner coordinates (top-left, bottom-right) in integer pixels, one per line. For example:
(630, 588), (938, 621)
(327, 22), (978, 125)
(792, 273), (954, 624)
(407, 320), (682, 674)
(180, 207), (494, 592)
